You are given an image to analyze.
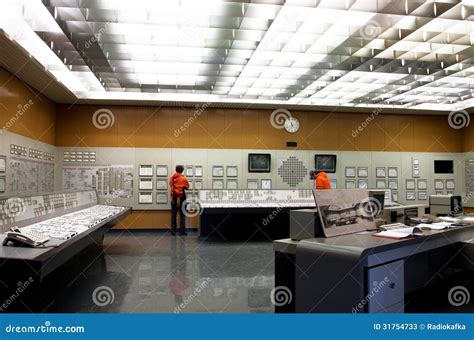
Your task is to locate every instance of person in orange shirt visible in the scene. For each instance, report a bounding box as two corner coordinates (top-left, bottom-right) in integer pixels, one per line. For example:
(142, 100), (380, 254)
(169, 165), (190, 236)
(310, 169), (331, 190)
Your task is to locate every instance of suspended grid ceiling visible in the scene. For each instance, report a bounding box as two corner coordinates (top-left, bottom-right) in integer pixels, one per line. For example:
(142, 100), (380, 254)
(1, 0), (474, 111)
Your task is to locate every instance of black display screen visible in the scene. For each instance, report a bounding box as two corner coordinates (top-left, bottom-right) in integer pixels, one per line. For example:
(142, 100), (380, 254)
(434, 160), (454, 174)
(315, 154), (337, 173)
(248, 154), (271, 172)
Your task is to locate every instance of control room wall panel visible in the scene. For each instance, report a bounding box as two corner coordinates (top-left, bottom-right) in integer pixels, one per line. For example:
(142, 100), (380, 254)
(56, 146), (465, 230)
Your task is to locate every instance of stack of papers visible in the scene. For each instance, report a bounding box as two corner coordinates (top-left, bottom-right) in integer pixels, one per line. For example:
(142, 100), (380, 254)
(373, 227), (423, 239)
(417, 222), (452, 230)
(373, 221), (460, 239)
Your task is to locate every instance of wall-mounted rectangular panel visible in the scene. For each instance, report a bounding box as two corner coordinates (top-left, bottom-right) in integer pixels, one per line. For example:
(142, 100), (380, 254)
(139, 192), (153, 204)
(156, 165), (168, 177)
(139, 165), (153, 177)
(139, 178), (153, 190)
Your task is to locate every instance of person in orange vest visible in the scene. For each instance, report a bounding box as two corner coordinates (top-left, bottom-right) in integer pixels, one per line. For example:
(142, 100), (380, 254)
(310, 169), (331, 190)
(169, 165), (190, 236)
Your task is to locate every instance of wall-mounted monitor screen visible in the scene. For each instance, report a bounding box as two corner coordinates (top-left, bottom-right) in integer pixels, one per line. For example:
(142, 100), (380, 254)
(315, 154), (336, 173)
(434, 160), (454, 174)
(248, 154), (271, 172)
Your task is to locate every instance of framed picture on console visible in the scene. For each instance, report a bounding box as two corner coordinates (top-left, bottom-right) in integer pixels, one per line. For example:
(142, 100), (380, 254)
(314, 189), (375, 237)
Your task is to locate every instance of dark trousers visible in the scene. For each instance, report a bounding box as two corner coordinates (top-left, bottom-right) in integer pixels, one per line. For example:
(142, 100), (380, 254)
(171, 196), (186, 233)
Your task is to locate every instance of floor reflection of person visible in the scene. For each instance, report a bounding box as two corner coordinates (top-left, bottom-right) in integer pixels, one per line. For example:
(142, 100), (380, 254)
(169, 236), (188, 307)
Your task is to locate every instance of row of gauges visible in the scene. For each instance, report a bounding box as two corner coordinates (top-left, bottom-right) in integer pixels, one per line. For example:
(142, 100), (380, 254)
(10, 144), (55, 161)
(63, 151), (95, 163)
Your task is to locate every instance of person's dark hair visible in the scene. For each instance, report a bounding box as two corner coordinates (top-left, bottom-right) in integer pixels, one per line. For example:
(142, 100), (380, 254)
(175, 165), (184, 173)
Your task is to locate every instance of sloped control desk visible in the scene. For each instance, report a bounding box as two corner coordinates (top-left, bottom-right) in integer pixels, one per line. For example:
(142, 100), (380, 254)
(0, 190), (130, 310)
(274, 225), (474, 313)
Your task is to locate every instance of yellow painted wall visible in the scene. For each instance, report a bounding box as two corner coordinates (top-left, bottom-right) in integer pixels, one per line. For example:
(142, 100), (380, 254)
(55, 105), (463, 152)
(0, 67), (56, 145)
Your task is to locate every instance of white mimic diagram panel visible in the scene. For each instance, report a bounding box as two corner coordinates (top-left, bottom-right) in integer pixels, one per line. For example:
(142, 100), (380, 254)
(53, 147), (465, 209)
(62, 165), (133, 199)
(9, 157), (54, 194)
(199, 189), (315, 208)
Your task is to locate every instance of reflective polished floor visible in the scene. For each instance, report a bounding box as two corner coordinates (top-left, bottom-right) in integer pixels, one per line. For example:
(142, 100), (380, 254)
(50, 230), (276, 313)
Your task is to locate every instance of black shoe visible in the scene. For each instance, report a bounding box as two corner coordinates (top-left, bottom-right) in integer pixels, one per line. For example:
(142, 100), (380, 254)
(170, 230), (177, 236)
(179, 231), (187, 236)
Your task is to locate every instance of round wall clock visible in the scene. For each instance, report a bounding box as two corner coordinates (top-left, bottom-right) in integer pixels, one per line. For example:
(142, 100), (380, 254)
(284, 117), (300, 133)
